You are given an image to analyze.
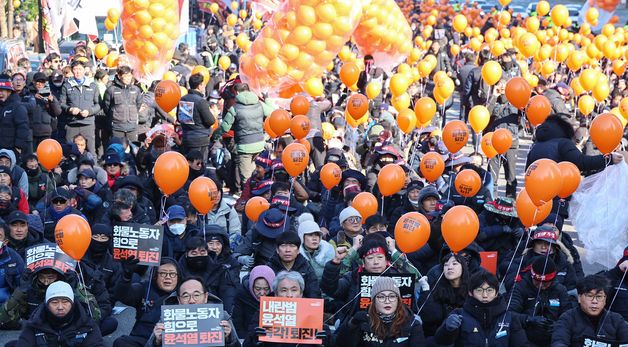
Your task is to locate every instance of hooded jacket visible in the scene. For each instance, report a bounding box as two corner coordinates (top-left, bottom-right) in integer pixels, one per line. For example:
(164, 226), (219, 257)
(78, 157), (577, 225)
(206, 198), (241, 235)
(299, 240), (335, 281)
(0, 245), (24, 304)
(551, 307), (628, 347)
(0, 93), (32, 152)
(267, 253), (322, 299)
(102, 77), (143, 132)
(59, 77), (101, 127)
(434, 296), (528, 347)
(0, 148), (29, 199)
(502, 245), (577, 293)
(336, 307), (426, 347)
(17, 300), (104, 347)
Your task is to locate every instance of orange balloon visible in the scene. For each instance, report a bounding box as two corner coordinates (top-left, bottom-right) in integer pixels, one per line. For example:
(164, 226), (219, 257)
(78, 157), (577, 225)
(340, 62), (360, 87)
(526, 95), (552, 126)
(290, 95), (310, 115)
(155, 80), (181, 113)
(296, 138), (311, 153)
(352, 192), (378, 221)
(590, 113), (623, 154)
(394, 212), (431, 253)
(481, 132), (499, 159)
(320, 162), (342, 190)
(264, 117), (278, 138)
(516, 188), (553, 228)
(469, 106), (490, 133)
(441, 205), (479, 253)
(290, 115), (311, 140)
(245, 196), (270, 222)
(420, 152), (445, 182)
(492, 128), (513, 154)
(37, 139), (62, 171)
(505, 77), (531, 110)
(455, 169), (482, 198)
(188, 177), (219, 215)
(281, 143), (309, 177)
(55, 214), (91, 261)
(377, 164), (406, 197)
(94, 43), (109, 59)
(442, 120), (470, 153)
(557, 162), (581, 199)
(346, 94), (369, 120)
(154, 151), (189, 195)
(269, 109), (291, 136)
(397, 108), (417, 134)
(525, 158), (562, 206)
(414, 97), (437, 124)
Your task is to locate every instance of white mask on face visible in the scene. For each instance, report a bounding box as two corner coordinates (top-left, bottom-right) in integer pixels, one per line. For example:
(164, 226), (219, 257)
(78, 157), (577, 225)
(169, 223), (186, 235)
(409, 199), (419, 208)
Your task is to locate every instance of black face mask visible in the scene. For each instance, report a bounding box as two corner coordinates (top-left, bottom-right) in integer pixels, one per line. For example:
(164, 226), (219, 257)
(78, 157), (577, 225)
(186, 255), (208, 271)
(89, 240), (110, 256)
(26, 168), (40, 177)
(0, 199), (11, 209)
(502, 61), (514, 69)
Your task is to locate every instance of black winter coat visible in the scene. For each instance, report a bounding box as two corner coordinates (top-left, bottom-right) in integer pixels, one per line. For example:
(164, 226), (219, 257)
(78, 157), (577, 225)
(179, 90), (215, 147)
(102, 77), (142, 132)
(503, 249), (577, 293)
(267, 254), (322, 299)
(603, 267), (628, 321)
(552, 308), (628, 347)
(82, 250), (122, 301)
(232, 282), (260, 339)
(59, 78), (101, 127)
(17, 301), (104, 347)
(434, 296), (529, 347)
(0, 92), (32, 151)
(29, 87), (61, 137)
(418, 284), (466, 337)
(336, 307), (426, 347)
(543, 88), (570, 115)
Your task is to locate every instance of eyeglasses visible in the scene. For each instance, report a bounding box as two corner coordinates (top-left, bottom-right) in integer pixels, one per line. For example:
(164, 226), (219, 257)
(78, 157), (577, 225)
(375, 294), (398, 303)
(473, 287), (497, 295)
(157, 272), (178, 279)
(179, 291), (205, 303)
(583, 293), (606, 302)
(346, 216), (362, 224)
(52, 199), (67, 205)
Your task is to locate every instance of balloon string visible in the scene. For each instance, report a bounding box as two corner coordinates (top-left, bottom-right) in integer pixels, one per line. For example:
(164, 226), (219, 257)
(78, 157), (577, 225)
(597, 269), (627, 337)
(160, 195), (167, 221)
(201, 214), (206, 243)
(498, 224), (532, 293)
(531, 247), (554, 318)
(283, 178), (294, 227)
(77, 261), (94, 319)
(145, 266), (154, 310)
(416, 271), (444, 314)
(270, 138), (278, 182)
(555, 200), (564, 225)
(446, 162), (453, 202)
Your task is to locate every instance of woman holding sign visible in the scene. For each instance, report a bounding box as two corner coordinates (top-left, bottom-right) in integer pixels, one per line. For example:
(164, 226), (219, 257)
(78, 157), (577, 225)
(336, 276), (426, 346)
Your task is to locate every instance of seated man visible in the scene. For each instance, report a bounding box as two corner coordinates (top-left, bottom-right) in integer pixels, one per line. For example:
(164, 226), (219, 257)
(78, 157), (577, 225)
(552, 274), (628, 346)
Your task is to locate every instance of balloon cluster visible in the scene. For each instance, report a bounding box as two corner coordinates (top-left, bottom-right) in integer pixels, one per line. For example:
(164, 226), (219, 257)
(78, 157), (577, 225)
(120, 0), (180, 83)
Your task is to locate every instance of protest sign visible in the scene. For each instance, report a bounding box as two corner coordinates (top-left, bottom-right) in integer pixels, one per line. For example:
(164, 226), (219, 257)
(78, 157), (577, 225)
(161, 304), (224, 347)
(25, 243), (76, 273)
(358, 273), (415, 310)
(259, 297), (324, 345)
(112, 223), (163, 266)
(480, 251), (498, 275)
(582, 335), (628, 347)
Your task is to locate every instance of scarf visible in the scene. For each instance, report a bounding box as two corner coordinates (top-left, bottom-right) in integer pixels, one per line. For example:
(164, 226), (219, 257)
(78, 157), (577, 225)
(107, 171), (121, 188)
(378, 312), (396, 324)
(48, 206), (74, 222)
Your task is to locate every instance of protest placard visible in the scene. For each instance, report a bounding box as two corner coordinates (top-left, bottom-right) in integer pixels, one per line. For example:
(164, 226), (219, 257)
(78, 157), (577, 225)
(582, 335), (628, 347)
(259, 297), (324, 345)
(112, 223), (163, 266)
(25, 243), (76, 273)
(358, 273), (415, 310)
(161, 304), (224, 347)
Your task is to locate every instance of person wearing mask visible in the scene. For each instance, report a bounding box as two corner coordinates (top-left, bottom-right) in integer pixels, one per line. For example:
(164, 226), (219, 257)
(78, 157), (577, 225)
(5, 211), (44, 259)
(0, 76), (32, 157)
(103, 65), (143, 143)
(0, 185), (21, 220)
(0, 165), (29, 214)
(178, 73), (216, 163)
(41, 188), (83, 241)
(509, 256), (573, 346)
(212, 82), (273, 193)
(477, 198), (524, 264)
(13, 281), (104, 347)
(112, 257), (180, 347)
(82, 224), (122, 301)
(74, 168), (112, 222)
(178, 233), (240, 313)
(388, 180), (424, 234)
(298, 217), (335, 282)
(552, 275), (628, 346)
(267, 231), (321, 299)
(336, 276), (426, 346)
(59, 60), (101, 155)
(602, 247), (628, 321)
(0, 222), (24, 305)
(233, 265), (276, 339)
(148, 277), (241, 347)
(236, 207), (293, 267)
(30, 72), (61, 147)
(23, 154), (52, 210)
(419, 253), (469, 339)
(434, 271), (528, 346)
(161, 205), (199, 260)
(0, 149), (28, 195)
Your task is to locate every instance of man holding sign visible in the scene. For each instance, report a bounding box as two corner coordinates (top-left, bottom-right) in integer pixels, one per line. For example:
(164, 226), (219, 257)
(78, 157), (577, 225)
(148, 277), (240, 347)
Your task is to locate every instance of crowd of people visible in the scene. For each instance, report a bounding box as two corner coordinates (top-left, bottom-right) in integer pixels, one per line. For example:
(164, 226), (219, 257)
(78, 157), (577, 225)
(0, 0), (627, 346)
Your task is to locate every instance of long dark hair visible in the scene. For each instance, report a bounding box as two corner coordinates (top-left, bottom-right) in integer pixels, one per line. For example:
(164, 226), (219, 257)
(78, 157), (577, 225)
(432, 253), (469, 307)
(367, 293), (409, 339)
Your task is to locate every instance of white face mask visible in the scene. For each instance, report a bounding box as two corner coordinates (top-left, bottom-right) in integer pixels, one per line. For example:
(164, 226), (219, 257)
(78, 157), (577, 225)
(53, 82), (63, 87)
(169, 223), (186, 235)
(409, 199), (419, 208)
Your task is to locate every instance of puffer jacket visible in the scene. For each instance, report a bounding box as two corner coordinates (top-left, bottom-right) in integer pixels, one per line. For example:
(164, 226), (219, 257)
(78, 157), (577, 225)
(28, 85), (61, 137)
(543, 88), (570, 116)
(299, 240), (335, 281)
(206, 198), (241, 236)
(0, 93), (32, 152)
(103, 77), (142, 132)
(486, 95), (520, 141)
(0, 245), (24, 304)
(179, 90), (215, 147)
(267, 254), (322, 299)
(603, 266), (628, 321)
(216, 91), (269, 146)
(0, 148), (29, 199)
(336, 307), (425, 347)
(502, 246), (577, 293)
(59, 78), (101, 127)
(552, 307), (628, 347)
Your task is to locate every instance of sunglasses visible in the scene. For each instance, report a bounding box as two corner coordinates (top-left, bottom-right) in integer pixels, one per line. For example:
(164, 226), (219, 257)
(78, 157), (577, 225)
(52, 199), (67, 204)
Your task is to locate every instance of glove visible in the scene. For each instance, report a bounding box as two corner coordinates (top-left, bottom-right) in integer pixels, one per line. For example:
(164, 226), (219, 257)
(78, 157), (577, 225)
(526, 316), (552, 330)
(121, 256), (140, 280)
(512, 227), (525, 239)
(350, 311), (369, 327)
(502, 225), (512, 234)
(18, 268), (34, 292)
(418, 276), (430, 292)
(445, 314), (463, 331)
(238, 255), (254, 268)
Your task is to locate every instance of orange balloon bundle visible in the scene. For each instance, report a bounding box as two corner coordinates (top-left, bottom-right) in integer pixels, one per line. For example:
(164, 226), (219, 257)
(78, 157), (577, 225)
(120, 0), (180, 83)
(351, 0), (413, 71)
(239, 0), (363, 96)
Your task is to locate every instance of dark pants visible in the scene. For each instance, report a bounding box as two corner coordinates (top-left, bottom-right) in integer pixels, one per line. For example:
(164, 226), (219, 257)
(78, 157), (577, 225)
(235, 152), (259, 192)
(489, 139), (519, 198)
(309, 136), (326, 170)
(113, 334), (147, 347)
(66, 123), (96, 154)
(33, 136), (49, 149)
(112, 129), (139, 143)
(100, 315), (118, 336)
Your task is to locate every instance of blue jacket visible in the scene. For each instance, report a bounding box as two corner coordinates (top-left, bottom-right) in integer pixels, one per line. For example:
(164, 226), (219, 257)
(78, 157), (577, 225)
(0, 246), (24, 304)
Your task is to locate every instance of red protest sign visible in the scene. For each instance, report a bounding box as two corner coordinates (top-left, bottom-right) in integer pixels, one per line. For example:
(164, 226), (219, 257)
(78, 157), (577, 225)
(259, 297), (324, 345)
(480, 251), (498, 275)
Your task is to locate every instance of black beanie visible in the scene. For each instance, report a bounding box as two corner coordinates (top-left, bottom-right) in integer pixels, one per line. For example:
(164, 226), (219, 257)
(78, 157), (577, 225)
(531, 256), (557, 282)
(275, 231), (301, 248)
